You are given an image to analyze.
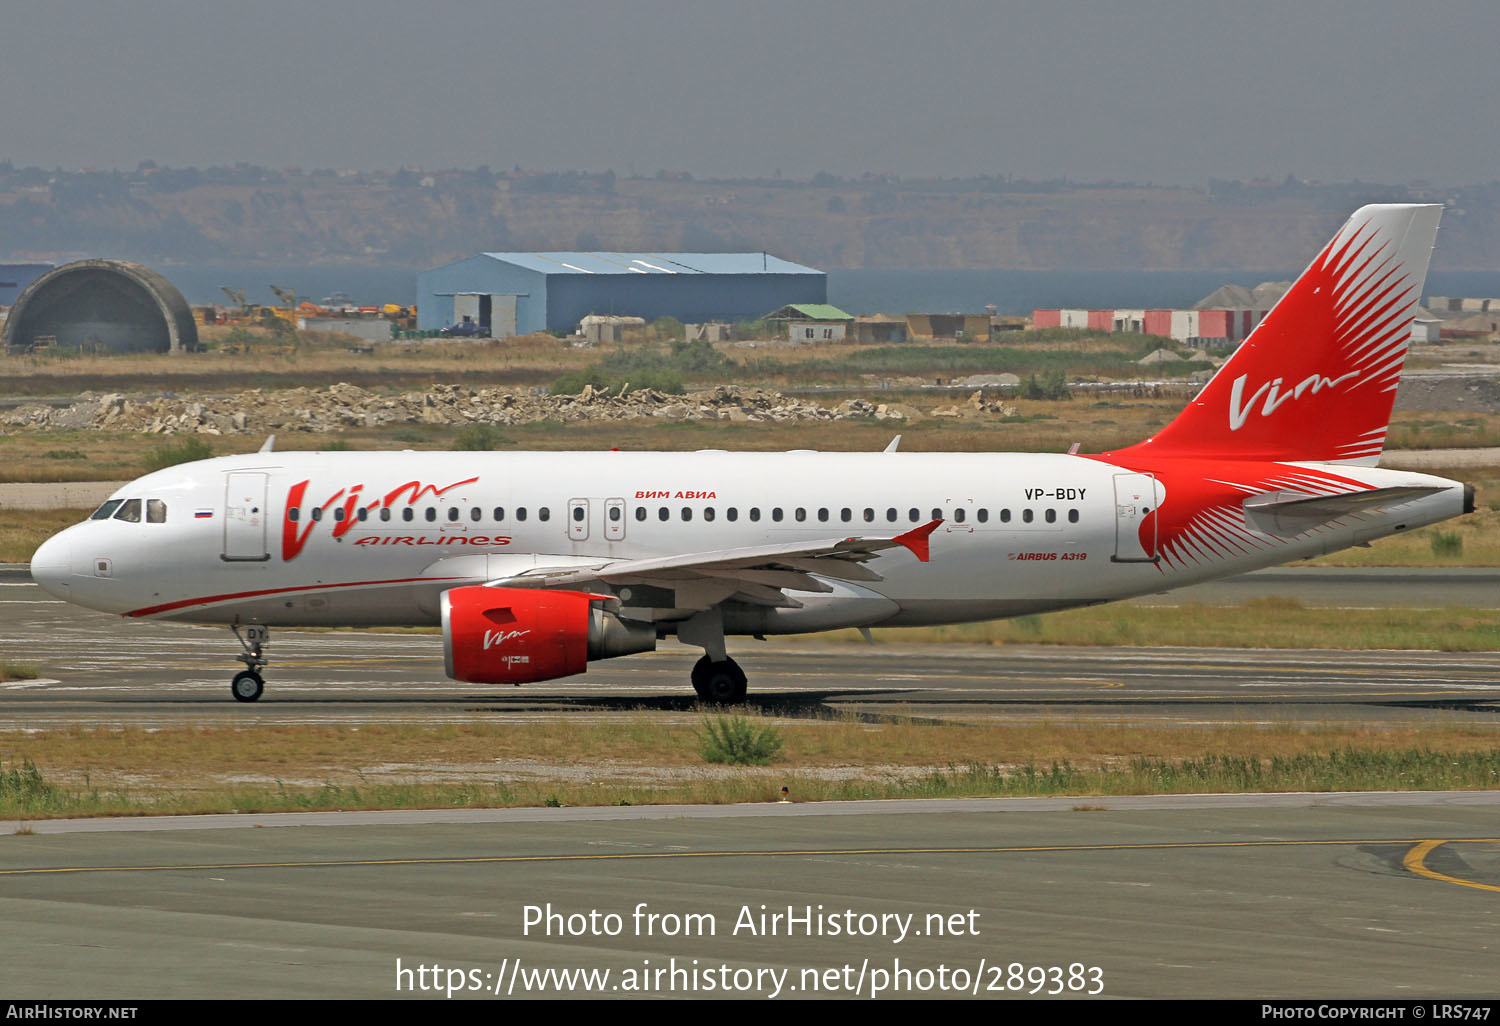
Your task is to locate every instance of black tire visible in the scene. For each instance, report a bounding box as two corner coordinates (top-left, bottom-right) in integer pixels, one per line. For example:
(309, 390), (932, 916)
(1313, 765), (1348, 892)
(691, 655), (747, 705)
(231, 670), (264, 703)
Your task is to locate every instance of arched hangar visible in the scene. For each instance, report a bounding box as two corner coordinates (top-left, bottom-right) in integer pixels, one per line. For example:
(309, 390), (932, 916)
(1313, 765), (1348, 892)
(2, 259), (198, 354)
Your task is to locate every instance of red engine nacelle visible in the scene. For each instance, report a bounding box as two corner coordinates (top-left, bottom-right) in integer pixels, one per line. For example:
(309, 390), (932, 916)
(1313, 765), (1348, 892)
(441, 586), (655, 684)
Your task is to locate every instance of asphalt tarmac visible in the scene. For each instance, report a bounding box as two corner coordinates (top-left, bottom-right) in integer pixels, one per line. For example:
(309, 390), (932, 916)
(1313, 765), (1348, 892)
(2, 795), (1499, 999)
(3, 567), (1499, 725)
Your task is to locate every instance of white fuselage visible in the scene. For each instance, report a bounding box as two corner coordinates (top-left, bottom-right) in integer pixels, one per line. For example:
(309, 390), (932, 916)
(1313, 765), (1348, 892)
(29, 449), (1468, 635)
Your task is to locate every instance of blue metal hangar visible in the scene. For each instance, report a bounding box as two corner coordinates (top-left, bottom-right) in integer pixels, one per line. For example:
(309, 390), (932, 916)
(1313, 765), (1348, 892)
(416, 252), (826, 337)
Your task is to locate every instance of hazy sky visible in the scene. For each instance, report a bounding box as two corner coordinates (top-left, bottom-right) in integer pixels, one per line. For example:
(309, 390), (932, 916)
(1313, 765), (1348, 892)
(3, 0), (1496, 185)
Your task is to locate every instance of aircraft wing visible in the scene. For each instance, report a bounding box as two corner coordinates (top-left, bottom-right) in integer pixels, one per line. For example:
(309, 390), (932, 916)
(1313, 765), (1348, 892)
(487, 519), (942, 610)
(1243, 486), (1445, 532)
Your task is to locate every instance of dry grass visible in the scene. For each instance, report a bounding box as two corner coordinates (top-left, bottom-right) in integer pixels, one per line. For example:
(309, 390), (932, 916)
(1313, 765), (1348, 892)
(0, 327), (596, 395)
(4, 716), (1500, 817)
(0, 508), (88, 564)
(7, 716), (1498, 789)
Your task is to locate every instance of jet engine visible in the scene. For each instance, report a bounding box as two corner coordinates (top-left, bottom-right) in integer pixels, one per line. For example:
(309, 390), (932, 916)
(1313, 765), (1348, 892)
(441, 586), (656, 684)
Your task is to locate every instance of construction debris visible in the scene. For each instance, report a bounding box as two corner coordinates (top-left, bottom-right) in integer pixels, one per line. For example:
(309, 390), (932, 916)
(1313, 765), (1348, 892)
(0, 383), (929, 436)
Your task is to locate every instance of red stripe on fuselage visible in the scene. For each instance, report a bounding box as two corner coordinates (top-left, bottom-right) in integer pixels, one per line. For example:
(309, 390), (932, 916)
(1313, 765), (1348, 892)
(123, 576), (469, 618)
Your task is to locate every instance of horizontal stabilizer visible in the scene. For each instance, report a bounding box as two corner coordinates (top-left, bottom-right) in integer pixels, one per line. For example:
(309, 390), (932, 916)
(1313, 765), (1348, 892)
(1243, 485), (1444, 533)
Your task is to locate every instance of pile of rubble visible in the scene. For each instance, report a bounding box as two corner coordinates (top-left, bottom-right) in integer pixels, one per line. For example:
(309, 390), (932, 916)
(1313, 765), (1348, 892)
(0, 383), (926, 436)
(931, 390), (1019, 419)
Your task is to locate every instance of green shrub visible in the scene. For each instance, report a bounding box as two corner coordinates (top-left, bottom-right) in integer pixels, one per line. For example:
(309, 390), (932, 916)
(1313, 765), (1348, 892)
(1430, 530), (1463, 557)
(454, 423), (514, 450)
(697, 716), (785, 765)
(42, 449), (86, 460)
(0, 759), (57, 813)
(1017, 370), (1072, 400)
(144, 436), (215, 472)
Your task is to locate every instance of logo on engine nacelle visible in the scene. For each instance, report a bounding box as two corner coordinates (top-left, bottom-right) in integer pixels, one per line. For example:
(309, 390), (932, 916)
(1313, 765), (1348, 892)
(484, 628), (530, 650)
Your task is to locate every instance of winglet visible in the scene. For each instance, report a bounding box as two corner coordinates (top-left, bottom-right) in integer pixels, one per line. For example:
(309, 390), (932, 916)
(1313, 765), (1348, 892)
(892, 518), (942, 562)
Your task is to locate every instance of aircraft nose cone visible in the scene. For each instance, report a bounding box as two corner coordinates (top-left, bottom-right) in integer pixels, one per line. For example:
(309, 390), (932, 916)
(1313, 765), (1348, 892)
(29, 533), (71, 600)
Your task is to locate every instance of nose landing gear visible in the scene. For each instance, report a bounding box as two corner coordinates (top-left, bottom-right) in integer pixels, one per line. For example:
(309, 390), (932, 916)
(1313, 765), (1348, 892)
(231, 624), (268, 702)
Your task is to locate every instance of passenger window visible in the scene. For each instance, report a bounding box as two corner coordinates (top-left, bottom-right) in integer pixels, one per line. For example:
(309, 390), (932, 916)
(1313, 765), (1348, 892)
(795, 508), (807, 522)
(1001, 509), (1011, 523)
(977, 509), (988, 523)
(516, 508), (528, 522)
(91, 499), (125, 520)
(471, 507), (482, 522)
(1023, 509), (1034, 523)
(287, 506), (301, 523)
(402, 508), (414, 522)
(1045, 509), (1056, 524)
(908, 508), (919, 522)
(817, 508), (829, 523)
(863, 508), (874, 522)
(424, 507), (436, 522)
(334, 507), (346, 522)
(931, 508), (941, 521)
(954, 508), (966, 524)
(704, 507), (716, 522)
(146, 499), (167, 524)
(538, 508), (550, 522)
(750, 508), (761, 522)
(380, 507), (392, 522)
(635, 507), (646, 522)
(609, 506), (621, 522)
(311, 506), (324, 523)
(681, 507), (693, 522)
(493, 507), (505, 521)
(572, 506), (585, 522)
(658, 506), (669, 521)
(726, 508), (738, 522)
(840, 508), (851, 523)
(1068, 509), (1079, 523)
(358, 507), (369, 522)
(113, 499), (142, 523)
(772, 508), (783, 522)
(886, 508), (897, 522)
(447, 507), (459, 522)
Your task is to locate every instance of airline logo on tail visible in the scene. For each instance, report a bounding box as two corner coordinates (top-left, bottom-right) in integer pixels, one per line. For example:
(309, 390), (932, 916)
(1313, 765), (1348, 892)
(1227, 370), (1359, 431)
(1109, 203), (1442, 466)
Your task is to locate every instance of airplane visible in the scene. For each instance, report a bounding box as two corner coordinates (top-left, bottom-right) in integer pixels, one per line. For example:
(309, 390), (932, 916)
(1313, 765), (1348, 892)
(29, 204), (1474, 704)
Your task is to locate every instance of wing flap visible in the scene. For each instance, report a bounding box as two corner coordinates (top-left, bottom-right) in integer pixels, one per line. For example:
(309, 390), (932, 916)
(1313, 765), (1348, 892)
(488, 521), (943, 601)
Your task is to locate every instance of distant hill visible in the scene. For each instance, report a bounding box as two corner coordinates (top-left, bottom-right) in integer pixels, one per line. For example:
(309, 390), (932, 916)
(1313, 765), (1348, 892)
(2, 164), (1496, 271)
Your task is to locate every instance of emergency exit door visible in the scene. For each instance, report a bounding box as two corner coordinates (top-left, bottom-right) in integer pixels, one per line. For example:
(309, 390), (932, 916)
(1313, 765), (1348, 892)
(1112, 473), (1159, 563)
(223, 472), (270, 561)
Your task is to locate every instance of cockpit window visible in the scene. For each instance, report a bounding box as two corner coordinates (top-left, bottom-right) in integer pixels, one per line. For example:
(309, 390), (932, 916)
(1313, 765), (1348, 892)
(146, 499), (167, 524)
(90, 499), (125, 521)
(113, 498), (142, 523)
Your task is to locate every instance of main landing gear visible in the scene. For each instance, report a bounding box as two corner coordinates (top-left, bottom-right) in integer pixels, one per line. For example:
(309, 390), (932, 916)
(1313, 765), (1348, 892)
(230, 624), (269, 702)
(691, 655), (747, 705)
(678, 607), (749, 705)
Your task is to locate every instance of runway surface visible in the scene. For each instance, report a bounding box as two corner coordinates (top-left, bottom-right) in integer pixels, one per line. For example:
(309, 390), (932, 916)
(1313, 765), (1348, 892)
(2, 794), (1499, 999)
(3, 568), (1500, 725)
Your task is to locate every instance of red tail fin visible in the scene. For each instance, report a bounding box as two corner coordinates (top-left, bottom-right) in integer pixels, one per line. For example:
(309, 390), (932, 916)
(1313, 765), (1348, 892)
(1110, 204), (1441, 466)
